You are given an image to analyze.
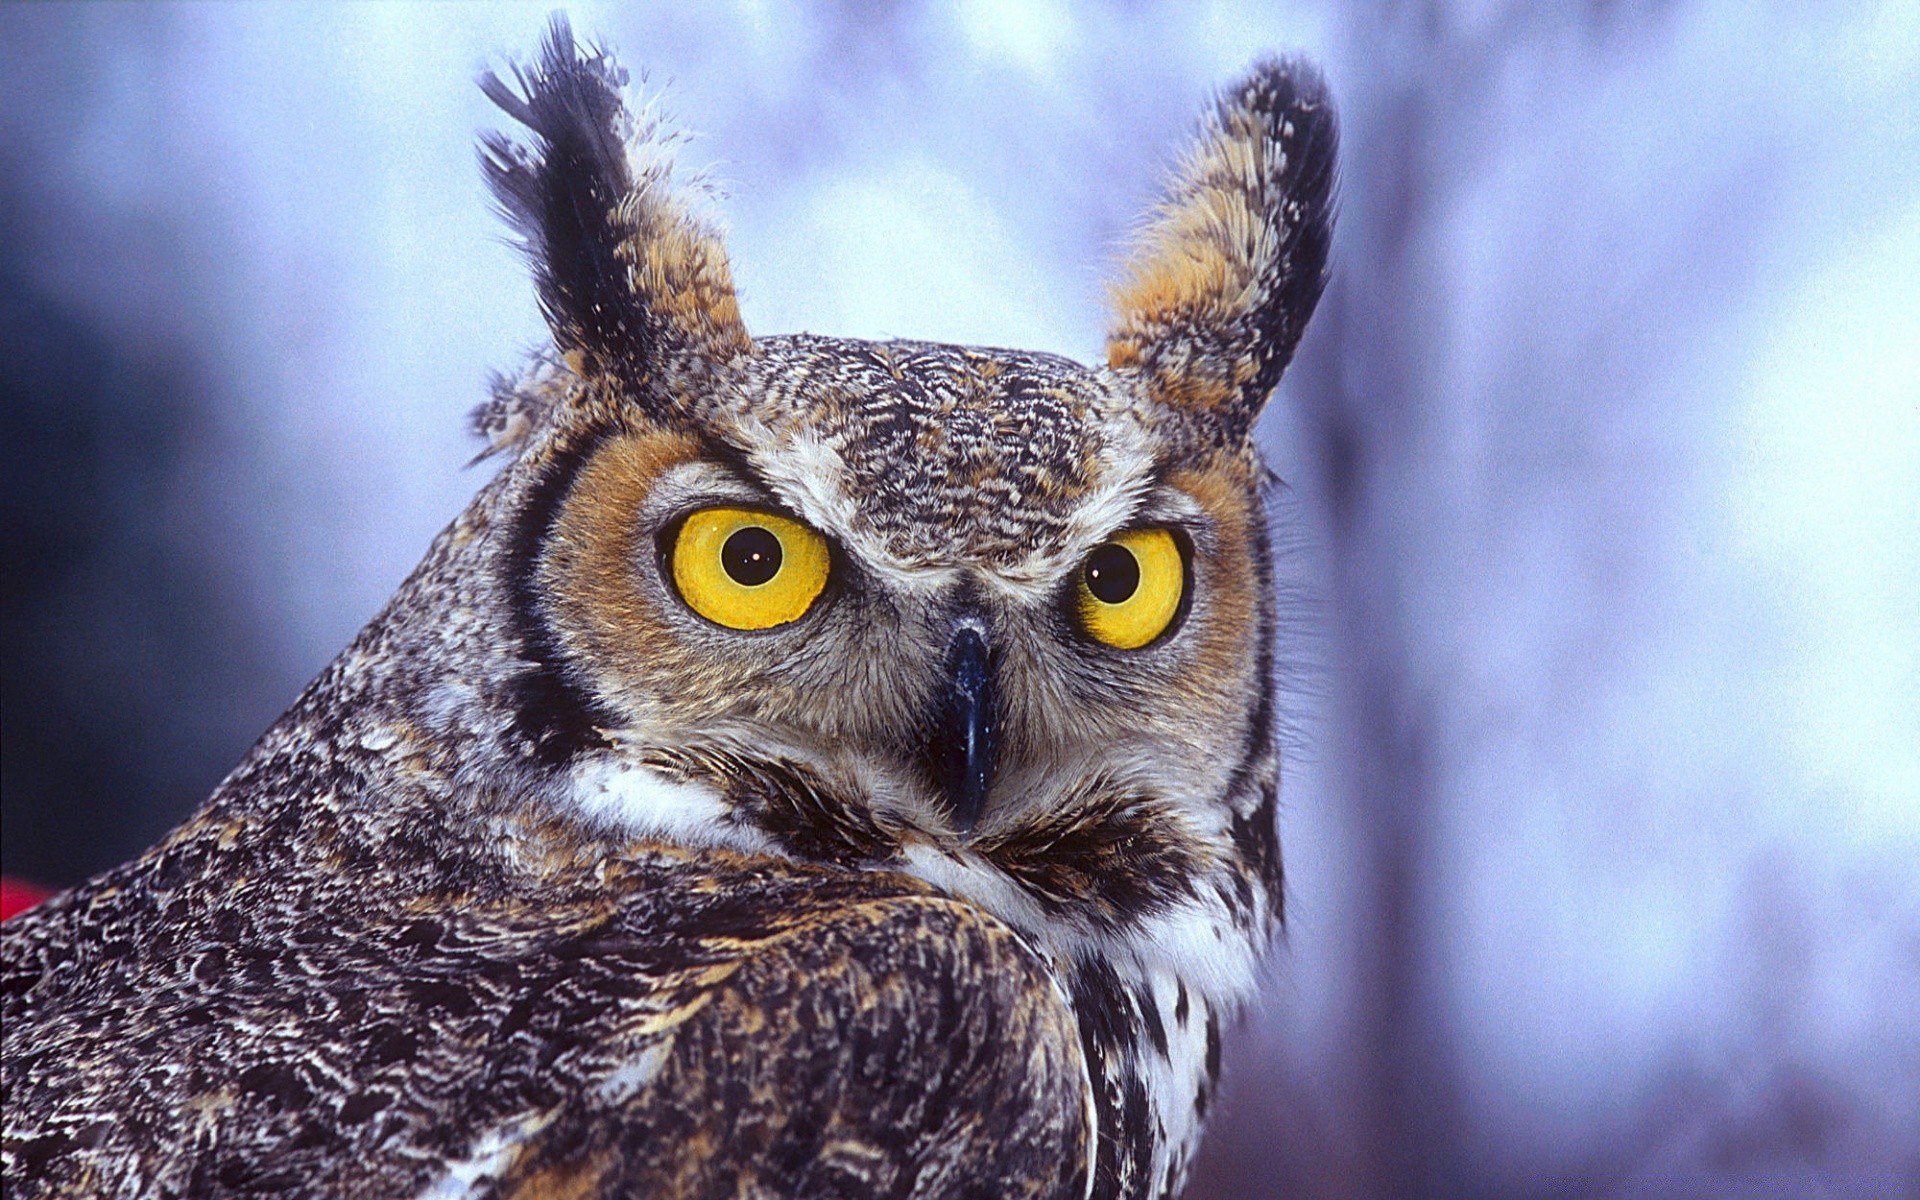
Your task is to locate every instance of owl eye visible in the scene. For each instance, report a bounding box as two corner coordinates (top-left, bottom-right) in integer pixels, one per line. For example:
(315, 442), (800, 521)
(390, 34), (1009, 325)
(1074, 528), (1186, 649)
(669, 507), (830, 630)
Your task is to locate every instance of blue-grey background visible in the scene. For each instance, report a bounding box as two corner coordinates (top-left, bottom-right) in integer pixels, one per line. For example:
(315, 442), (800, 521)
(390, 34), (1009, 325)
(3, 2), (1916, 1195)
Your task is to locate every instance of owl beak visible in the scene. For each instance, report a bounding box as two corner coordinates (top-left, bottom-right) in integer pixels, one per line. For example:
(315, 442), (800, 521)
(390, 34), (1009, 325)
(926, 624), (998, 833)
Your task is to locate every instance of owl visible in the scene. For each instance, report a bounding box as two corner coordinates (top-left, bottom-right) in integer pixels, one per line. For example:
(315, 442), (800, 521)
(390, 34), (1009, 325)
(2, 18), (1334, 1200)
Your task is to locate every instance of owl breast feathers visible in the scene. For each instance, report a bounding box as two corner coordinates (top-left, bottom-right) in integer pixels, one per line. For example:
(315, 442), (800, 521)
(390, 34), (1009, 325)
(1, 17), (1335, 1200)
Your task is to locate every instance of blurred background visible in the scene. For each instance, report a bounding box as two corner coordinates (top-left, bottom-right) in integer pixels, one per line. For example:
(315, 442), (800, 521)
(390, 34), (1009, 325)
(2, 2), (1916, 1195)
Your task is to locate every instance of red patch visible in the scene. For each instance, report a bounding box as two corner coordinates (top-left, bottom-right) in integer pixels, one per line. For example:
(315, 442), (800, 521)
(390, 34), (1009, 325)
(1, 878), (53, 920)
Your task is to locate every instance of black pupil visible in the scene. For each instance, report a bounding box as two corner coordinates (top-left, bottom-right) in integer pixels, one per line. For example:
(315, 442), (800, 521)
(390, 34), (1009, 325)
(721, 526), (783, 586)
(1084, 543), (1140, 605)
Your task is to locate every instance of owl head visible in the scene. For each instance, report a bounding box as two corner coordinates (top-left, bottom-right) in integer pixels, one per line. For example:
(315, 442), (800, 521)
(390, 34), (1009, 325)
(449, 19), (1333, 998)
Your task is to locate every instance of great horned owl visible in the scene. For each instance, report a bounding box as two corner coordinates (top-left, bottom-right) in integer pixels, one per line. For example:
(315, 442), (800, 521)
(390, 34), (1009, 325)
(2, 18), (1334, 1200)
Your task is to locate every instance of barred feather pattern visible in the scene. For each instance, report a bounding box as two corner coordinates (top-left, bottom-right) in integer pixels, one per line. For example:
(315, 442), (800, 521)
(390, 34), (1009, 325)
(3, 25), (1333, 1200)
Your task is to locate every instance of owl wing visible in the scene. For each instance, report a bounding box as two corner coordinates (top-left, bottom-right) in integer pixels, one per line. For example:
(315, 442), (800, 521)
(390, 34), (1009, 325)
(4, 844), (1091, 1200)
(472, 888), (1094, 1200)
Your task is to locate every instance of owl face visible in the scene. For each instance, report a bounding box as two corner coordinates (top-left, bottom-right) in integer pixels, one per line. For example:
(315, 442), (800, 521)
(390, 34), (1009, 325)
(475, 26), (1332, 972)
(532, 337), (1271, 850)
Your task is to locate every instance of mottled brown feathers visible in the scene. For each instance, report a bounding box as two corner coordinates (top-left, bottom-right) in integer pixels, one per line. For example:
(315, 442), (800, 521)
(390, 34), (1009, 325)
(5, 813), (1082, 1199)
(972, 784), (1205, 931)
(714, 338), (1147, 579)
(470, 354), (572, 465)
(1108, 58), (1337, 446)
(642, 745), (913, 868)
(491, 892), (1090, 1200)
(4, 23), (1334, 1200)
(637, 746), (1221, 937)
(481, 15), (749, 401)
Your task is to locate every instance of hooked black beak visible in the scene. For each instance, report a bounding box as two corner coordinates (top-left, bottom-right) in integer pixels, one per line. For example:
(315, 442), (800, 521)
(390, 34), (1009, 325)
(925, 625), (998, 832)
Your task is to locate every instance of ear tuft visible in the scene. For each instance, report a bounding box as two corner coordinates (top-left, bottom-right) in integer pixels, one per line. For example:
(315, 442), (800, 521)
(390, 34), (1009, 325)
(1107, 59), (1337, 445)
(467, 352), (574, 467)
(480, 16), (748, 394)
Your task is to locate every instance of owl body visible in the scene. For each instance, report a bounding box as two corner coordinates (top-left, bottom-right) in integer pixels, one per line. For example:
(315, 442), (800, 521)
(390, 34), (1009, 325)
(2, 21), (1334, 1200)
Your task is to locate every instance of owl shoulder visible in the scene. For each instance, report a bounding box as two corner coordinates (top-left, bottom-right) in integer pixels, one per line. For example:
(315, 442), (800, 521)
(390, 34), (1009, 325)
(485, 886), (1094, 1200)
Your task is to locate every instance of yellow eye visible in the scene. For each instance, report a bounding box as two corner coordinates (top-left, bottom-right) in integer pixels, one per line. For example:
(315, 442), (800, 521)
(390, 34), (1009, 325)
(669, 507), (829, 630)
(1075, 527), (1186, 650)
